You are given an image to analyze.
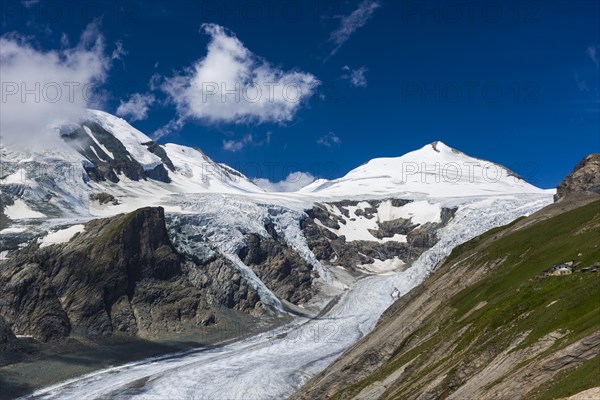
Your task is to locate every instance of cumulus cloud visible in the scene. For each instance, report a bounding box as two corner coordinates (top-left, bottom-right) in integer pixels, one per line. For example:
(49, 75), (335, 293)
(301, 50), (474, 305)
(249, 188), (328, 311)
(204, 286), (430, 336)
(155, 24), (319, 138)
(116, 92), (156, 121)
(342, 65), (368, 87)
(329, 0), (381, 57)
(0, 23), (117, 150)
(317, 132), (341, 147)
(253, 171), (315, 192)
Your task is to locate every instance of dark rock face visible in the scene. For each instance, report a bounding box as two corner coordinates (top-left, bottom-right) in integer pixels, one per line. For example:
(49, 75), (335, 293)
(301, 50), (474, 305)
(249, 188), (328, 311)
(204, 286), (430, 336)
(0, 316), (17, 350)
(142, 141), (176, 172)
(60, 122), (172, 184)
(369, 218), (418, 240)
(0, 263), (71, 341)
(144, 164), (171, 183)
(301, 200), (457, 273)
(90, 192), (119, 205)
(0, 207), (262, 342)
(239, 224), (316, 305)
(555, 154), (600, 201)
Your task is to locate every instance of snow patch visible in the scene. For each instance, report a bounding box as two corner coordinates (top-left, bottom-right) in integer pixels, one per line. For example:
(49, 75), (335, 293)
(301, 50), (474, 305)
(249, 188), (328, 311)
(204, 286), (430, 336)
(83, 126), (114, 160)
(89, 145), (107, 162)
(314, 200), (440, 243)
(4, 199), (45, 219)
(388, 200), (441, 225)
(39, 224), (85, 248)
(0, 227), (27, 234)
(359, 257), (406, 273)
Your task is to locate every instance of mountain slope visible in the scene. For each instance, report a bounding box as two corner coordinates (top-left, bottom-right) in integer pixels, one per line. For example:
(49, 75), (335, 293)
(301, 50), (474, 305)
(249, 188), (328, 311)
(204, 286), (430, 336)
(0, 110), (554, 331)
(292, 196), (600, 400)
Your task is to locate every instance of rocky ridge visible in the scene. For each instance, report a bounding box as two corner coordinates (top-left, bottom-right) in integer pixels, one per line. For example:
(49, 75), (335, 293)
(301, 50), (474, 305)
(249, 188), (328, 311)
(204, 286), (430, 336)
(555, 153), (600, 201)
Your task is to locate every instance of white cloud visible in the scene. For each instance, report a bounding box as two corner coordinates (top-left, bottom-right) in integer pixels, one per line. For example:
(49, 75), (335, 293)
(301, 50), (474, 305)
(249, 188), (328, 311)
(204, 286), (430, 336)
(587, 44), (599, 67)
(111, 41), (127, 62)
(223, 133), (253, 152)
(342, 65), (368, 87)
(157, 24), (319, 138)
(222, 131), (271, 152)
(253, 171), (315, 192)
(0, 23), (117, 150)
(317, 132), (341, 147)
(116, 93), (155, 121)
(329, 0), (381, 57)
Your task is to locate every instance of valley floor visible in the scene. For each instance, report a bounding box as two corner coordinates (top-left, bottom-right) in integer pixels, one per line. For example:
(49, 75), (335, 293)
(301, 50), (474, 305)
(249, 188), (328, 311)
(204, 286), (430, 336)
(13, 272), (396, 400)
(0, 311), (286, 400)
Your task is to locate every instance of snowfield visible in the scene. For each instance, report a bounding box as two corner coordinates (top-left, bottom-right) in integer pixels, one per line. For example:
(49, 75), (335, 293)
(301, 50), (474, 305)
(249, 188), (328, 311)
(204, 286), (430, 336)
(3, 199), (46, 219)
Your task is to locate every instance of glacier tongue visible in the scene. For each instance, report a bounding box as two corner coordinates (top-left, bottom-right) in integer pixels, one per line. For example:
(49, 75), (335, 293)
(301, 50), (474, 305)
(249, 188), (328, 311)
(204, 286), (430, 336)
(24, 194), (552, 400)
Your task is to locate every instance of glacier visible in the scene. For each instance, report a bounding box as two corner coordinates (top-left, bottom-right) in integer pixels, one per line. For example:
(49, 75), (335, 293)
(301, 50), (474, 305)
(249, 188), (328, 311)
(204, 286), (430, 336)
(23, 194), (551, 400)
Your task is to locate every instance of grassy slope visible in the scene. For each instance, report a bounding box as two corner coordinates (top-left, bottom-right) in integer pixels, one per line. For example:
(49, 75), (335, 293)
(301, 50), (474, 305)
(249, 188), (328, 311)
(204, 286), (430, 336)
(335, 200), (600, 400)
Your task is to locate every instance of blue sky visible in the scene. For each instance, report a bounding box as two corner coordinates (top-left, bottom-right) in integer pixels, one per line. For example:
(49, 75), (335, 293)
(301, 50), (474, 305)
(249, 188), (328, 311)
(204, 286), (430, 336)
(1, 0), (599, 189)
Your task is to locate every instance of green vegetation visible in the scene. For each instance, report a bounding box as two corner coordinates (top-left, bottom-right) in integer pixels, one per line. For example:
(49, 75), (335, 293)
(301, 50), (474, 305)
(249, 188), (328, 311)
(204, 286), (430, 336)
(333, 201), (600, 400)
(535, 354), (600, 400)
(101, 208), (147, 242)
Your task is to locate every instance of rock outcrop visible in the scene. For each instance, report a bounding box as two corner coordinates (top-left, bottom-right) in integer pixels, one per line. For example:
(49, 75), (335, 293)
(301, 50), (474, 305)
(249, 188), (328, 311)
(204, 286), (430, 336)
(239, 223), (316, 305)
(555, 153), (600, 201)
(301, 200), (457, 273)
(0, 207), (264, 342)
(60, 122), (173, 184)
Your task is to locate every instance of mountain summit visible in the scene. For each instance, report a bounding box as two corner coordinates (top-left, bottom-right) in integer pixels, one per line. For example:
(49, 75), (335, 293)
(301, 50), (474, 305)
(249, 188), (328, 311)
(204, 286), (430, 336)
(301, 141), (544, 198)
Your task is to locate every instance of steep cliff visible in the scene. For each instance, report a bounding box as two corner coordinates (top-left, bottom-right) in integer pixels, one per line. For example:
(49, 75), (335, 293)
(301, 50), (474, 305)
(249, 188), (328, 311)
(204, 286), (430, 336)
(0, 207), (264, 341)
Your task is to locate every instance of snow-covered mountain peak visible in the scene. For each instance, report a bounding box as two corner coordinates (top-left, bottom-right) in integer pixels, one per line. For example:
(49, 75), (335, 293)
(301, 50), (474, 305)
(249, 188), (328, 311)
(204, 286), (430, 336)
(0, 109), (267, 220)
(1, 107), (552, 221)
(301, 142), (545, 198)
(428, 140), (462, 154)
